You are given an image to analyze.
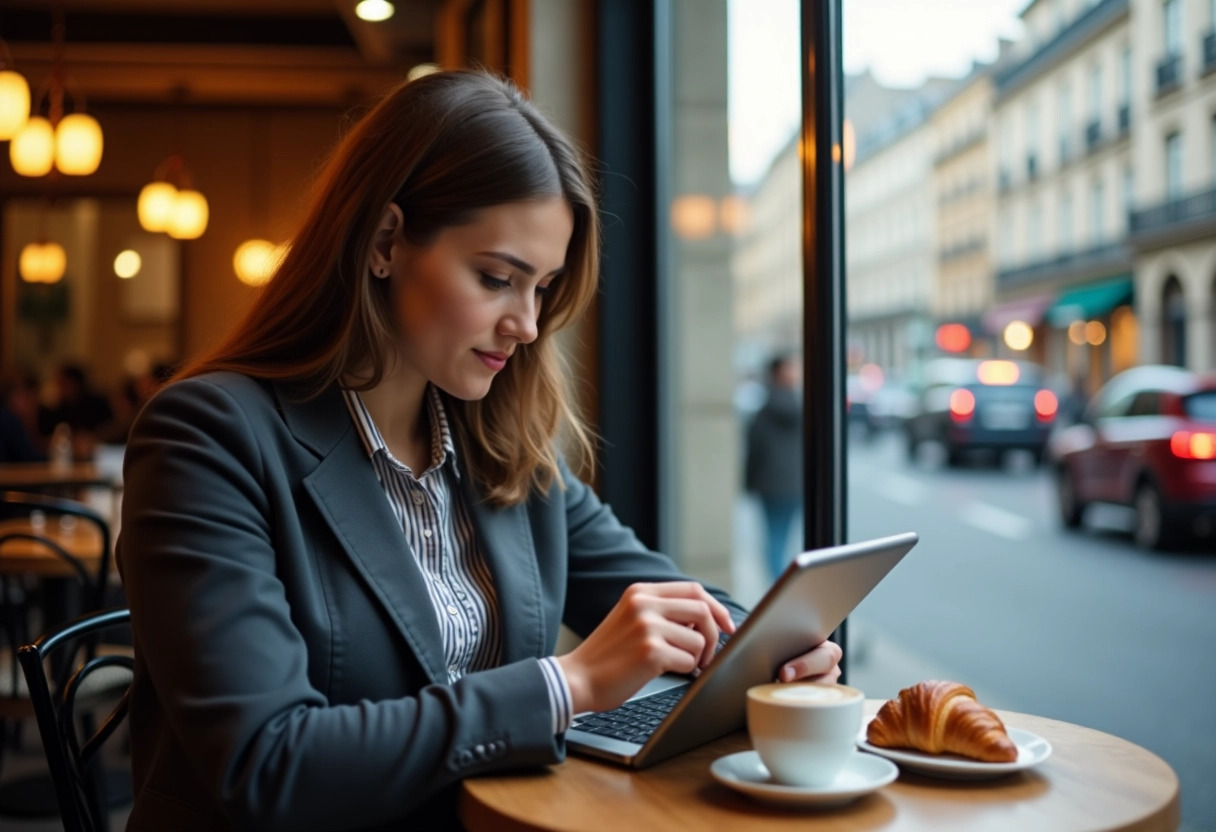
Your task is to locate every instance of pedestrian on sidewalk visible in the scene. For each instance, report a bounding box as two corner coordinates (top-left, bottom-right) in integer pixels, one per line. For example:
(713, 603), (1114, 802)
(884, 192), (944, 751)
(744, 351), (803, 582)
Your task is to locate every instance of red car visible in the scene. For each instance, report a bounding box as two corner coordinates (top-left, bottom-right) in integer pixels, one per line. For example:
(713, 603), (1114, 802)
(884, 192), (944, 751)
(1050, 365), (1216, 549)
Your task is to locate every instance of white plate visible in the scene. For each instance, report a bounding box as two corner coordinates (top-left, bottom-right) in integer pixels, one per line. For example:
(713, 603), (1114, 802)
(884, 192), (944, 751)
(856, 726), (1052, 780)
(710, 750), (898, 807)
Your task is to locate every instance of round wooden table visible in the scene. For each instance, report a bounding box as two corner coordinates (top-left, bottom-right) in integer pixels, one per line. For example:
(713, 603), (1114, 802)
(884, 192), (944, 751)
(461, 700), (1180, 832)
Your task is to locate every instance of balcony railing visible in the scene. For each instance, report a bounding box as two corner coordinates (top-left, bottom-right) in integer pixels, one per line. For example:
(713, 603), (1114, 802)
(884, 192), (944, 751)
(938, 237), (988, 262)
(1204, 31), (1216, 74)
(1129, 185), (1216, 239)
(1117, 104), (1130, 135)
(996, 242), (1132, 289)
(1085, 120), (1101, 152)
(1156, 54), (1182, 96)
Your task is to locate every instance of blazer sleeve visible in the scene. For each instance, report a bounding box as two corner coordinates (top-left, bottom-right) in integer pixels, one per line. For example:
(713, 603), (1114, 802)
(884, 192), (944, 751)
(555, 455), (748, 639)
(119, 377), (563, 832)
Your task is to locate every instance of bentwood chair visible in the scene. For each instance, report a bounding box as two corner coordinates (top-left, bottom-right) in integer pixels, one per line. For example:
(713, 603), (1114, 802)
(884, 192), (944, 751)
(18, 607), (132, 832)
(0, 491), (116, 815)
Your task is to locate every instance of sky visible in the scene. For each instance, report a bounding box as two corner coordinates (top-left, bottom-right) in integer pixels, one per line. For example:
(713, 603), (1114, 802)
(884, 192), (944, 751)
(728, 0), (1027, 185)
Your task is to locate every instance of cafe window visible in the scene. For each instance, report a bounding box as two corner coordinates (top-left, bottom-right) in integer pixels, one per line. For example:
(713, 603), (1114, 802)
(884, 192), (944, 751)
(650, 0), (804, 604)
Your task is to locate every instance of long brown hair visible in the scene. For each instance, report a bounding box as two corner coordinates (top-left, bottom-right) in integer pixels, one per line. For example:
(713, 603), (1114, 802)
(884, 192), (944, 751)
(178, 70), (599, 505)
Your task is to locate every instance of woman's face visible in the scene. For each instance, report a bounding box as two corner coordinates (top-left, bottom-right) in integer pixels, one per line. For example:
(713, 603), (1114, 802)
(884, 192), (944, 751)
(387, 197), (573, 401)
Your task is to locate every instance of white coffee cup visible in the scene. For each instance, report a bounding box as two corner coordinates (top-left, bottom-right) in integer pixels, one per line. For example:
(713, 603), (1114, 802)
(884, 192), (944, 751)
(746, 682), (864, 787)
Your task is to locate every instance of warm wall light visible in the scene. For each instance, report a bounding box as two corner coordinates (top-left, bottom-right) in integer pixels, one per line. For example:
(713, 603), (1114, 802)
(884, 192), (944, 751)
(54, 111), (103, 175)
(718, 195), (750, 235)
(355, 0), (395, 22)
(10, 115), (54, 176)
(114, 249), (141, 279)
(167, 189), (209, 240)
(137, 181), (178, 232)
(19, 240), (66, 284)
(670, 195), (717, 240)
(0, 69), (30, 139)
(234, 239), (287, 287)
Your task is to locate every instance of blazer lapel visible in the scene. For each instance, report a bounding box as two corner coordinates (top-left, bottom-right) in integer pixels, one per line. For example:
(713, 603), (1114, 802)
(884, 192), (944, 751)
(457, 475), (546, 664)
(276, 383), (447, 685)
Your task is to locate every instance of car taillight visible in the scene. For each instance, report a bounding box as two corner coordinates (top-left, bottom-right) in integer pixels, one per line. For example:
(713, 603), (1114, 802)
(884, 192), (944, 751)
(1034, 389), (1058, 422)
(1170, 430), (1216, 460)
(949, 388), (975, 422)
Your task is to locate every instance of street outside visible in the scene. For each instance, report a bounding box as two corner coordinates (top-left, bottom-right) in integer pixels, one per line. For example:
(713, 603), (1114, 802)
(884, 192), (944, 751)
(731, 429), (1216, 832)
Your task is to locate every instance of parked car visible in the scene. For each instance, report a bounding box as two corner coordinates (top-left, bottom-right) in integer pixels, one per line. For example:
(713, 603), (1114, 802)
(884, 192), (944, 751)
(905, 358), (1059, 466)
(868, 380), (918, 431)
(847, 365), (885, 438)
(1049, 365), (1216, 550)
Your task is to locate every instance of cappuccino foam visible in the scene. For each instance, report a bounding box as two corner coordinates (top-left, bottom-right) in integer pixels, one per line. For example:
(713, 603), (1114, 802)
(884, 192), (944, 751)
(749, 683), (863, 705)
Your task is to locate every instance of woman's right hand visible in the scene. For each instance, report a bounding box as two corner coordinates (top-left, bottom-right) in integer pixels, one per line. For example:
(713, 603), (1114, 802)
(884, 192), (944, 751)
(555, 581), (736, 714)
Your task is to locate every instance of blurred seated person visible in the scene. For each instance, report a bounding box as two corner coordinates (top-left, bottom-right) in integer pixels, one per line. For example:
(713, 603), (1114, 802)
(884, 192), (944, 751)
(37, 363), (114, 458)
(0, 371), (46, 463)
(99, 362), (175, 445)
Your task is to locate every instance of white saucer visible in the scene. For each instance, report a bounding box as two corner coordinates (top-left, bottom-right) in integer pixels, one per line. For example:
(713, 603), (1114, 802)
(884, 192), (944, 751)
(857, 726), (1052, 780)
(710, 750), (898, 807)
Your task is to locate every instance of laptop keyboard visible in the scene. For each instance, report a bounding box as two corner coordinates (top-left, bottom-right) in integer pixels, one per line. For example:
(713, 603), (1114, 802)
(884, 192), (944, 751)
(570, 685), (688, 745)
(568, 629), (733, 745)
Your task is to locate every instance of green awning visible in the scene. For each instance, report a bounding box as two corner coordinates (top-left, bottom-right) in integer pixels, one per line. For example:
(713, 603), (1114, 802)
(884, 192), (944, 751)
(1046, 276), (1134, 326)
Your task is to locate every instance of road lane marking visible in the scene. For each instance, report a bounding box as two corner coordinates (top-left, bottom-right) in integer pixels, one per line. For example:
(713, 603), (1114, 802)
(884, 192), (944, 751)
(960, 501), (1033, 540)
(867, 472), (925, 506)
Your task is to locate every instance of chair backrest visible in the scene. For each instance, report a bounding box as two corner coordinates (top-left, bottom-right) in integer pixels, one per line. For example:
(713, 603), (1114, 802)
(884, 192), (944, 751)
(0, 491), (112, 611)
(18, 607), (132, 832)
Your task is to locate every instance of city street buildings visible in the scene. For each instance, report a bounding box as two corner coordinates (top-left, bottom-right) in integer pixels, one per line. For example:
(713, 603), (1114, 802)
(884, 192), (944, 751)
(992, 0), (1137, 391)
(1126, 0), (1216, 372)
(731, 0), (1215, 386)
(845, 80), (952, 372)
(931, 64), (998, 355)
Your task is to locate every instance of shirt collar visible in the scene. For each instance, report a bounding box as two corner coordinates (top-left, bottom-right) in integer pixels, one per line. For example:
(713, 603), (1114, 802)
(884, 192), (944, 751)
(341, 384), (461, 480)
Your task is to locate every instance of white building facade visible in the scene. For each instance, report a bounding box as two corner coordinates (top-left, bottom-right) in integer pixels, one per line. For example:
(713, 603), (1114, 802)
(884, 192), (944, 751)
(992, 0), (1138, 389)
(1126, 0), (1216, 372)
(846, 105), (939, 372)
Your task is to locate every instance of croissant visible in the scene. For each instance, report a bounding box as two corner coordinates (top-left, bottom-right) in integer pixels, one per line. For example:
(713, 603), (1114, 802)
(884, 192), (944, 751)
(866, 680), (1018, 763)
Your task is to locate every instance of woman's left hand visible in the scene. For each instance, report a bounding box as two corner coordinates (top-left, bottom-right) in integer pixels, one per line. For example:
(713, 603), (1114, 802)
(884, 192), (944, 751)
(775, 640), (843, 684)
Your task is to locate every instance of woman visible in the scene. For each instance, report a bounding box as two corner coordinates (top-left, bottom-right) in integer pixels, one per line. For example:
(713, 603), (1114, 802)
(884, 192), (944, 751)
(119, 70), (841, 831)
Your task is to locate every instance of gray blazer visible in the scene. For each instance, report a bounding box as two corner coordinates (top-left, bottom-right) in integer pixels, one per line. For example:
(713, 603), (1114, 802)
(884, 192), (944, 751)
(118, 372), (744, 832)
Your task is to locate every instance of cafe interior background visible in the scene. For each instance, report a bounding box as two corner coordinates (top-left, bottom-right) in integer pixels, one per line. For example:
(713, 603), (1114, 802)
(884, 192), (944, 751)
(1, 0), (1213, 829)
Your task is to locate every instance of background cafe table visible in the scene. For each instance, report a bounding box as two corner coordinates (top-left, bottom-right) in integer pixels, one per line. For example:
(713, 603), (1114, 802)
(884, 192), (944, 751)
(0, 516), (105, 577)
(0, 461), (120, 493)
(461, 700), (1180, 832)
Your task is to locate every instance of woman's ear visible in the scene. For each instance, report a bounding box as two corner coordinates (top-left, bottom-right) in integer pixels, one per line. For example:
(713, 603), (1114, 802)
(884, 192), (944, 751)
(368, 203), (406, 279)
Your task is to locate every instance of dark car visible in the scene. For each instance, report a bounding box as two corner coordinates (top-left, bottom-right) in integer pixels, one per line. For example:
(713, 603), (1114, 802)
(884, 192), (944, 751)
(1049, 365), (1216, 549)
(905, 358), (1059, 466)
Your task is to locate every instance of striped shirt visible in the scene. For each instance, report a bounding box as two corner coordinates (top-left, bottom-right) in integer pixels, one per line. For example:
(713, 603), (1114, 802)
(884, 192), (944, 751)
(342, 386), (572, 735)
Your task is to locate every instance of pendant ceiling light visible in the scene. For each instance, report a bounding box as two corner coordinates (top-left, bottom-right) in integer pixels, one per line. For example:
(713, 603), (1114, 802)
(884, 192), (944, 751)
(7, 11), (103, 178)
(19, 240), (67, 284)
(0, 39), (31, 139)
(233, 110), (285, 285)
(138, 154), (209, 240)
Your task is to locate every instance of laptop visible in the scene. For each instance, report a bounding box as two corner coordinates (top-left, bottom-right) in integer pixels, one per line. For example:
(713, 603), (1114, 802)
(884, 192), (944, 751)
(567, 531), (918, 768)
